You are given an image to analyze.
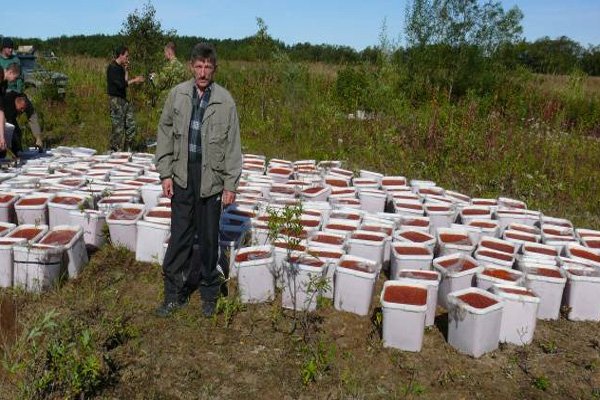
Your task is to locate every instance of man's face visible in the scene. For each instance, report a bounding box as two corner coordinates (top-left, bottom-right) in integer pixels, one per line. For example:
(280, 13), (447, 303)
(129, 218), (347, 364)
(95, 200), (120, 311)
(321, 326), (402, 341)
(4, 69), (18, 82)
(1, 47), (12, 58)
(190, 59), (215, 91)
(15, 98), (27, 113)
(116, 51), (129, 65)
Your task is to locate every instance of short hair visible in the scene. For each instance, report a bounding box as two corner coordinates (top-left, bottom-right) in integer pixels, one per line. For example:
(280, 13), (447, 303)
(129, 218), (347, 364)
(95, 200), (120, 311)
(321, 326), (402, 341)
(114, 45), (129, 58)
(6, 62), (20, 74)
(190, 43), (217, 66)
(165, 41), (177, 52)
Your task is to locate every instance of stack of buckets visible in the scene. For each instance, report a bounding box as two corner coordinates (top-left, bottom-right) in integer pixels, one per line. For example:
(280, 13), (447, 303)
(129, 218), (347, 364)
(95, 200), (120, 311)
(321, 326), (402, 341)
(226, 156), (600, 357)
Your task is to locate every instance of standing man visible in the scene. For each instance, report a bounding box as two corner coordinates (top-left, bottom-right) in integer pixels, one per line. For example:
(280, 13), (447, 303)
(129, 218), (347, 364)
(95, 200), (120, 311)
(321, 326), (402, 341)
(106, 45), (144, 151)
(151, 41), (189, 91)
(155, 43), (242, 318)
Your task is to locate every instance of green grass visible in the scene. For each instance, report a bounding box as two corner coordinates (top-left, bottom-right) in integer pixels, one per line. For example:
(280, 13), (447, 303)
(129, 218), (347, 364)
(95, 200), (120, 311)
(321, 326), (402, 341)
(29, 56), (600, 233)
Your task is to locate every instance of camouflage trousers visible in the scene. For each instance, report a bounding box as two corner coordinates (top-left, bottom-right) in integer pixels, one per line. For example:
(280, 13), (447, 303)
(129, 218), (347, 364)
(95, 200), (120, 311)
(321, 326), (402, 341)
(109, 96), (136, 151)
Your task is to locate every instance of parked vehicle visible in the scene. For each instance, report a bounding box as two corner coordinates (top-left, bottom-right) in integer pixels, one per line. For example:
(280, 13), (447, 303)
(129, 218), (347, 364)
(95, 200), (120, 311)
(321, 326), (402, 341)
(17, 49), (68, 100)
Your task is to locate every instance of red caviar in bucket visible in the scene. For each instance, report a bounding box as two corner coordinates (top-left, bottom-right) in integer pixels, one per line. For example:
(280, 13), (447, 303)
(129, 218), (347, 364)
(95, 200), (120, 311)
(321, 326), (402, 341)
(478, 249), (513, 262)
(311, 250), (342, 259)
(235, 250), (271, 263)
(438, 257), (477, 272)
(439, 233), (470, 245)
(399, 231), (432, 242)
(326, 223), (356, 231)
(458, 292), (498, 309)
(402, 218), (429, 227)
(146, 210), (171, 218)
(481, 240), (514, 254)
(17, 197), (48, 206)
(339, 259), (372, 273)
(383, 285), (427, 305)
(330, 212), (360, 220)
(469, 221), (496, 228)
(0, 194), (15, 203)
(570, 247), (600, 263)
(274, 242), (305, 251)
(397, 271), (437, 280)
(483, 268), (517, 281)
(394, 245), (430, 256)
(288, 256), (324, 268)
(505, 231), (536, 242)
(9, 228), (43, 240)
(530, 268), (562, 278)
(362, 225), (393, 236)
(500, 287), (535, 297)
(51, 196), (82, 205)
(311, 234), (344, 245)
(462, 208), (490, 215)
(351, 232), (383, 242)
(41, 230), (76, 246)
(109, 208), (142, 220)
(524, 245), (557, 256)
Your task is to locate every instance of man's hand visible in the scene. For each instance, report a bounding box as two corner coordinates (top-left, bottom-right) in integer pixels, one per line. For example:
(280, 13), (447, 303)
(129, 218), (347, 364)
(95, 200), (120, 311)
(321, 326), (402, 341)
(0, 138), (6, 151)
(222, 190), (236, 206)
(162, 178), (174, 198)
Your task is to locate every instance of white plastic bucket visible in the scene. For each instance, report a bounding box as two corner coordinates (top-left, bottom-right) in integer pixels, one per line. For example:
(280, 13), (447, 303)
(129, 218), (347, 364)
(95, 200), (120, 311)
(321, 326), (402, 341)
(0, 237), (27, 287)
(13, 244), (64, 292)
(433, 253), (481, 309)
(105, 204), (145, 251)
(281, 255), (326, 311)
(563, 267), (600, 321)
(390, 243), (433, 279)
(380, 281), (428, 352)
(396, 269), (440, 326)
(490, 284), (539, 345)
(47, 192), (88, 228)
(69, 209), (107, 248)
(334, 255), (377, 316)
(38, 225), (88, 279)
(234, 245), (276, 303)
(135, 220), (171, 263)
(0, 192), (19, 223)
(446, 287), (503, 358)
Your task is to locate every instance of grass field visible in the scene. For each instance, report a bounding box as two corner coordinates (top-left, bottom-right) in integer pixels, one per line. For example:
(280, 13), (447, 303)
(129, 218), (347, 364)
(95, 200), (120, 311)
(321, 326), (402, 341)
(2, 56), (600, 399)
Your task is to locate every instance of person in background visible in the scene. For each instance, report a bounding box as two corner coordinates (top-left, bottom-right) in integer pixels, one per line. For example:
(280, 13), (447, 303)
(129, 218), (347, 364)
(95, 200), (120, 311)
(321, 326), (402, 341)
(106, 45), (144, 151)
(0, 70), (5, 153)
(154, 43), (242, 318)
(1, 39), (44, 151)
(0, 38), (23, 93)
(151, 41), (189, 92)
(3, 92), (40, 155)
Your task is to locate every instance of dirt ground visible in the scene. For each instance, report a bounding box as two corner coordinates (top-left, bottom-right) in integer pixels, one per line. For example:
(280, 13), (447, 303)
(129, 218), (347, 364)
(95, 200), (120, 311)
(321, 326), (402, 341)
(1, 246), (600, 399)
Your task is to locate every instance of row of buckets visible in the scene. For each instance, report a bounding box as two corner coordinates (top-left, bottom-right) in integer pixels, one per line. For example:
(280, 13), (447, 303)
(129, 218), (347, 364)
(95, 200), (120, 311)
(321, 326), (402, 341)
(222, 154), (600, 356)
(1, 149), (600, 357)
(0, 147), (170, 291)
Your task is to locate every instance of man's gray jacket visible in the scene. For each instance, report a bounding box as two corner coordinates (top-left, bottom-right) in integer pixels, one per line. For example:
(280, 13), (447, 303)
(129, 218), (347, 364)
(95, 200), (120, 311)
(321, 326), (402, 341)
(155, 79), (242, 198)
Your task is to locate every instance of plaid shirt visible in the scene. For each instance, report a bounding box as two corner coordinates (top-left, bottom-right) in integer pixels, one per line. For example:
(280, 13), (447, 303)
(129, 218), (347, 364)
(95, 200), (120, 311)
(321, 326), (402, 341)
(188, 84), (212, 162)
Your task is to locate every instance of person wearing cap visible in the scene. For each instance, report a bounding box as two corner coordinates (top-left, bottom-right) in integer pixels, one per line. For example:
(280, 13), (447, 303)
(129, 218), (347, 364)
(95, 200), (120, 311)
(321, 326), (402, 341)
(0, 37), (23, 93)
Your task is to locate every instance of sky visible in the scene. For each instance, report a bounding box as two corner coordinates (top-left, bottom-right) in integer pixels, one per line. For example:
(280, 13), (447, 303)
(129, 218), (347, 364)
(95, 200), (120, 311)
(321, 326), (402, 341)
(2, 0), (599, 50)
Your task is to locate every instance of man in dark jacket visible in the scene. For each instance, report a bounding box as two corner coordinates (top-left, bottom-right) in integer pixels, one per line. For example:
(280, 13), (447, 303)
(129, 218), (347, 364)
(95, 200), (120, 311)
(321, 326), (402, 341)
(106, 45), (144, 151)
(2, 92), (37, 154)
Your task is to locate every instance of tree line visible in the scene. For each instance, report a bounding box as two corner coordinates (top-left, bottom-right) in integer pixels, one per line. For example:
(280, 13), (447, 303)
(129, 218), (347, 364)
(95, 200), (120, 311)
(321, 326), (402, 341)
(11, 31), (600, 76)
